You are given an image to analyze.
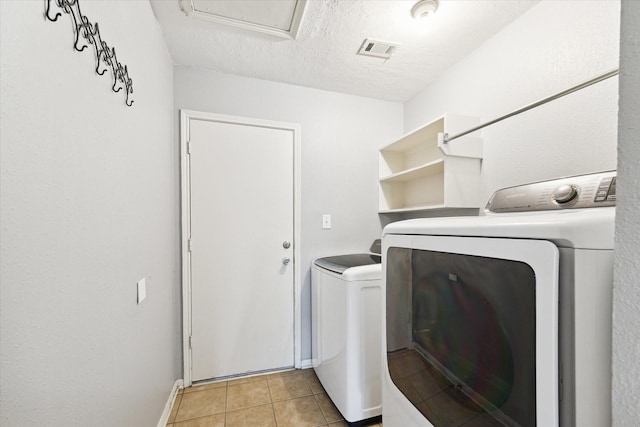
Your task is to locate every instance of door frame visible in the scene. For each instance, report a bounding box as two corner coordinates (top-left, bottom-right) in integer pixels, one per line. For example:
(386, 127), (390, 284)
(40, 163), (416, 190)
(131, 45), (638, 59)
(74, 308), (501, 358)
(180, 109), (302, 387)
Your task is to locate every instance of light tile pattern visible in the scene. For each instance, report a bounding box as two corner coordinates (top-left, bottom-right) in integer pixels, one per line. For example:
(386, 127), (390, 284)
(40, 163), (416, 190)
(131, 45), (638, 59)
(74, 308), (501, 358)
(167, 368), (383, 427)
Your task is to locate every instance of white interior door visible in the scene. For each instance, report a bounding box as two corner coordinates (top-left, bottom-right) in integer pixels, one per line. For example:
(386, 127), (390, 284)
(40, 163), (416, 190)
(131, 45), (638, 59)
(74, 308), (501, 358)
(187, 116), (296, 381)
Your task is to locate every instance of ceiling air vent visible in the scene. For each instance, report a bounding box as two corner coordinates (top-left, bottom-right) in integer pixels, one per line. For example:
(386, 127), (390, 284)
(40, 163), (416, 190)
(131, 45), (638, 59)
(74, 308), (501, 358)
(357, 39), (399, 59)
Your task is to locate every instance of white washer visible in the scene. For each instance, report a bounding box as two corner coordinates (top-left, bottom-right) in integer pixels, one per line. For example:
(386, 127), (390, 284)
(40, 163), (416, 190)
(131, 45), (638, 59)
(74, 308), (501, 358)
(382, 171), (616, 427)
(312, 249), (383, 425)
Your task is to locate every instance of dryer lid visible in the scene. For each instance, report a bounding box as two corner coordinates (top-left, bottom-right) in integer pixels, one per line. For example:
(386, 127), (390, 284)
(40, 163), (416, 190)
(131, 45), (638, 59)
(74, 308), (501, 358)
(383, 206), (614, 249)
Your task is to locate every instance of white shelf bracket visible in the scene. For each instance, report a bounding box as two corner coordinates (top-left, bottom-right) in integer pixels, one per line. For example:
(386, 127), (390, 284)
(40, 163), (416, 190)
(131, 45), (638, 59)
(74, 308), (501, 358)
(437, 132), (483, 159)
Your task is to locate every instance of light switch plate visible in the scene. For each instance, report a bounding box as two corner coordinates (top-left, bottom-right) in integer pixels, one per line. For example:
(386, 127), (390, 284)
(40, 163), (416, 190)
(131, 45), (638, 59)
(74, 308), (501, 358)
(137, 278), (146, 304)
(322, 214), (331, 229)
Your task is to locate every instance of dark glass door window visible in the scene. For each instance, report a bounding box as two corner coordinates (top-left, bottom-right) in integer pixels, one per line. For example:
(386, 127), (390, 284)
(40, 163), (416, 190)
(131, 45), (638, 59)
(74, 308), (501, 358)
(386, 247), (537, 427)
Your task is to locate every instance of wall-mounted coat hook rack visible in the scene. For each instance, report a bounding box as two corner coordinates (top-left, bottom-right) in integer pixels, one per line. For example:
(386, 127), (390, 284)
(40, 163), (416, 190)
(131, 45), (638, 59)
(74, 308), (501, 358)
(45, 0), (134, 107)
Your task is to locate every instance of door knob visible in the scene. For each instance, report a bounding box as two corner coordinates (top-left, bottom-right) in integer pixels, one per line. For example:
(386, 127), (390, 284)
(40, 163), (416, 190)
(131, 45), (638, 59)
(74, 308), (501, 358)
(282, 257), (291, 265)
(282, 241), (291, 249)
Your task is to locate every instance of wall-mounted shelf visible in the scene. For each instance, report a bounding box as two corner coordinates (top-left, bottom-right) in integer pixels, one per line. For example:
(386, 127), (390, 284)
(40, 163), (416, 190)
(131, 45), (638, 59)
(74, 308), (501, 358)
(379, 114), (483, 213)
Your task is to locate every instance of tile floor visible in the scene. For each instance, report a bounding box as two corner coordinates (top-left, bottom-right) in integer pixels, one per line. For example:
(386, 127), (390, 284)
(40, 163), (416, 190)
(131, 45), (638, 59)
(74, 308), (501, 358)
(166, 368), (383, 427)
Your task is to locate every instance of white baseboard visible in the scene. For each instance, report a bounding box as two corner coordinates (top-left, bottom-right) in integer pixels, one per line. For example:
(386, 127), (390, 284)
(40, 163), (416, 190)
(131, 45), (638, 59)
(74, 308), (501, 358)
(157, 379), (184, 427)
(299, 358), (313, 369)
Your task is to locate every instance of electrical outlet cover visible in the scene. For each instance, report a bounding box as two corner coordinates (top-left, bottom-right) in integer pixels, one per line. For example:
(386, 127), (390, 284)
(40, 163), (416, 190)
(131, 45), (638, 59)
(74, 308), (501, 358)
(137, 278), (146, 304)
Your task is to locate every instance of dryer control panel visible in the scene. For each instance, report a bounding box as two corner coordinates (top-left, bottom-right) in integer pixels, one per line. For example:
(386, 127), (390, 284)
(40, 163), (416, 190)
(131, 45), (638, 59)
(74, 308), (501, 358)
(486, 171), (616, 213)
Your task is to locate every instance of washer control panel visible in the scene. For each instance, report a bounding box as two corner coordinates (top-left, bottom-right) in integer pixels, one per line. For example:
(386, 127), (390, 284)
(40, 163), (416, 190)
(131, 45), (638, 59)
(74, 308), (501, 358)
(486, 171), (616, 213)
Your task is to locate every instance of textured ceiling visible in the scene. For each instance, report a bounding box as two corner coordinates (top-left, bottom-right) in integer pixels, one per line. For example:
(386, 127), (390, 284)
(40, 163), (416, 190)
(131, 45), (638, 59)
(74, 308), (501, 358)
(150, 0), (538, 102)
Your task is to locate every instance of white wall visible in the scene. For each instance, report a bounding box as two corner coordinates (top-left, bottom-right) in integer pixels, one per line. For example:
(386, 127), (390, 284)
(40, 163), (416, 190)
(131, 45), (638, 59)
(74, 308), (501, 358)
(0, 1), (180, 425)
(405, 0), (620, 206)
(174, 67), (403, 360)
(612, 1), (640, 424)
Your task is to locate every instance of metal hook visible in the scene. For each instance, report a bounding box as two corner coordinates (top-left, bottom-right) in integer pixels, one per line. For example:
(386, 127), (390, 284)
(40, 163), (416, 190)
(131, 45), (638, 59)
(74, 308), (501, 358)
(45, 0), (61, 21)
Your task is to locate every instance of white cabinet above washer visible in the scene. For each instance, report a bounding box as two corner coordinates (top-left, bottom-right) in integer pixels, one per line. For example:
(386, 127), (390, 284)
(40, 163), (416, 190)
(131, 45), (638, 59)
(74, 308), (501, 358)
(379, 114), (483, 213)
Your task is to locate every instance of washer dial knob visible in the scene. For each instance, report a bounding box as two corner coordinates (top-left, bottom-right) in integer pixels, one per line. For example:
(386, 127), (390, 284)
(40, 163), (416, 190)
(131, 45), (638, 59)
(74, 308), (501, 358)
(552, 184), (579, 204)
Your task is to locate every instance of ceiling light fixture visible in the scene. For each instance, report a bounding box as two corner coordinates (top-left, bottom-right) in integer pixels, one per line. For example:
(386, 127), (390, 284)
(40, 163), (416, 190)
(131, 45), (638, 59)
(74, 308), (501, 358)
(411, 0), (439, 21)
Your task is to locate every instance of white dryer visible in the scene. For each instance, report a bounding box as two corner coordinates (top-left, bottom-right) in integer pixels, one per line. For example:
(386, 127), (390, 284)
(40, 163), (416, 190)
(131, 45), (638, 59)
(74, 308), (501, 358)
(312, 243), (383, 425)
(382, 171), (616, 427)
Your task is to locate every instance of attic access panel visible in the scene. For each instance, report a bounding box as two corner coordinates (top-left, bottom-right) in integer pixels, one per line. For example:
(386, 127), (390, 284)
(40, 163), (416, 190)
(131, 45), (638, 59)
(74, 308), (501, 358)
(180, 0), (308, 39)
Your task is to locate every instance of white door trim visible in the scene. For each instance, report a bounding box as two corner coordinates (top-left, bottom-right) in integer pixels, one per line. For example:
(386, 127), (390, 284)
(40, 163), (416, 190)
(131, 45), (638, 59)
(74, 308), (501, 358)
(180, 109), (302, 387)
